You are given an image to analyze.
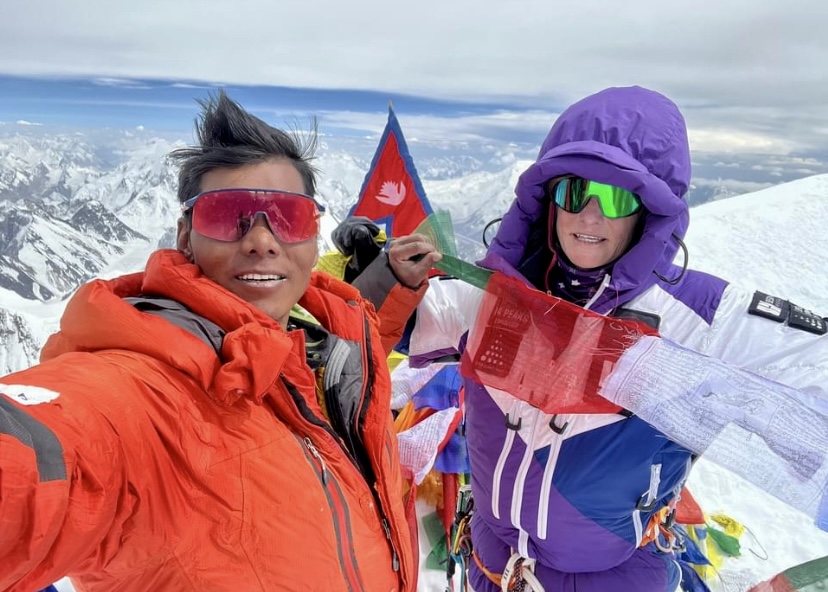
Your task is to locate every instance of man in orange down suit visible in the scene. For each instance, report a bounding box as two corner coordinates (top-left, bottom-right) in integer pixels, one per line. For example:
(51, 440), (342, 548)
(0, 91), (441, 592)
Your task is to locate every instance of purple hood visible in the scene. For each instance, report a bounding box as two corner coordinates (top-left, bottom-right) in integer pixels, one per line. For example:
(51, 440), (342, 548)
(480, 86), (691, 313)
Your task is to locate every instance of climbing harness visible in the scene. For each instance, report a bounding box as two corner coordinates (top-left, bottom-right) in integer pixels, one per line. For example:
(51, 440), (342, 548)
(445, 484), (475, 591)
(641, 505), (687, 554)
(472, 551), (546, 592)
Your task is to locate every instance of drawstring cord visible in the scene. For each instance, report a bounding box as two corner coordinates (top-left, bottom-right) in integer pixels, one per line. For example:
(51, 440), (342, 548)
(654, 234), (689, 285)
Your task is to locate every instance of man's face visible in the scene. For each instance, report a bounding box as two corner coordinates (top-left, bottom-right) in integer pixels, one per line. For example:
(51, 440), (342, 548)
(176, 159), (318, 327)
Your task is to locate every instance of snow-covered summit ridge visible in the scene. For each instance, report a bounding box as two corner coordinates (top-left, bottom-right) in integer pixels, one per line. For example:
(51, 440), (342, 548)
(684, 173), (828, 311)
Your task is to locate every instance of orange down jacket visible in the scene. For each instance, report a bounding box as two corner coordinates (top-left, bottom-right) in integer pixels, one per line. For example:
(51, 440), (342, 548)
(0, 249), (421, 592)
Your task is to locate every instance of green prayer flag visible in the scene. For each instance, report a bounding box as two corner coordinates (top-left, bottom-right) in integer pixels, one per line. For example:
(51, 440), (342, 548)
(422, 512), (450, 571)
(435, 254), (492, 290)
(706, 525), (741, 557)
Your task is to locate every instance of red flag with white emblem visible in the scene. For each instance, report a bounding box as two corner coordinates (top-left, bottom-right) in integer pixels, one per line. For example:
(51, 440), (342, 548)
(348, 105), (434, 238)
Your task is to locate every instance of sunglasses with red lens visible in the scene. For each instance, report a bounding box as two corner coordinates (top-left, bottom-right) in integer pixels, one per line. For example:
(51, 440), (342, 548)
(182, 189), (325, 243)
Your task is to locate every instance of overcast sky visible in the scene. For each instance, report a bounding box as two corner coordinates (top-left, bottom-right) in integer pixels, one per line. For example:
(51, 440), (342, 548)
(2, 0), (828, 194)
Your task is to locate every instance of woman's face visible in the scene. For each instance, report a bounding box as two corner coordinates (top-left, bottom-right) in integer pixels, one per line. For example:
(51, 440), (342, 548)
(555, 195), (641, 269)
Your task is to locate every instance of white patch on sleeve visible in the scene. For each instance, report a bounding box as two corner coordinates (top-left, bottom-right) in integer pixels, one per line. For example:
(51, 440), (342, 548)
(0, 383), (61, 405)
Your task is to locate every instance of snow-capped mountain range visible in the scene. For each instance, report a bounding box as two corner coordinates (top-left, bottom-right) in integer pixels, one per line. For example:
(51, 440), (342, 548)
(1, 129), (827, 376)
(0, 133), (101, 201)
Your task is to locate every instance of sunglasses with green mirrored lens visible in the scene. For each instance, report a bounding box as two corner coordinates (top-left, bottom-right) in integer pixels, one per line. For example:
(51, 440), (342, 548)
(552, 177), (642, 218)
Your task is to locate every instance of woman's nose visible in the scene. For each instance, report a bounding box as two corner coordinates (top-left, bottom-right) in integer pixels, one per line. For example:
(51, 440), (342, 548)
(579, 196), (605, 220)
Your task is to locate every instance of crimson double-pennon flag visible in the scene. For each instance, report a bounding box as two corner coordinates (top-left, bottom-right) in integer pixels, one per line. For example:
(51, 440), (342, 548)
(349, 105), (434, 239)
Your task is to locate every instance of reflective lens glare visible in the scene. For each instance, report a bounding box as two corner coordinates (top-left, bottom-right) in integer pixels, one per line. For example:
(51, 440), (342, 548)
(552, 177), (641, 218)
(183, 189), (324, 243)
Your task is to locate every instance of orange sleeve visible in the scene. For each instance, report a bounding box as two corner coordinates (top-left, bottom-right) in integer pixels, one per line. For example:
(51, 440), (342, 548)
(0, 355), (136, 591)
(375, 282), (427, 356)
(350, 253), (428, 356)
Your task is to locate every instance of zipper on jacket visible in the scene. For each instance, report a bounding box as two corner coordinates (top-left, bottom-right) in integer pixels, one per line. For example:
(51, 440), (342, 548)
(381, 517), (400, 572)
(357, 316), (403, 577)
(323, 332), (400, 572)
(282, 377), (363, 479)
(282, 378), (400, 583)
(294, 433), (365, 592)
(304, 436), (329, 485)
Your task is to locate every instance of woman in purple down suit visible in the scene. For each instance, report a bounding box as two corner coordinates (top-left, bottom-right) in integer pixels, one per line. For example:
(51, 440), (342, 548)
(405, 85), (828, 592)
(463, 85), (693, 592)
(466, 87), (700, 592)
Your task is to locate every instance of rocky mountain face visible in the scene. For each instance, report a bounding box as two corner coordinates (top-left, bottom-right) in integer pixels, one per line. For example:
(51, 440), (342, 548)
(0, 132), (180, 302)
(0, 307), (43, 375)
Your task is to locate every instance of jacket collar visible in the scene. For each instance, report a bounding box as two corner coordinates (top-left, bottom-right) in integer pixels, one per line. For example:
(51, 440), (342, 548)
(41, 249), (311, 407)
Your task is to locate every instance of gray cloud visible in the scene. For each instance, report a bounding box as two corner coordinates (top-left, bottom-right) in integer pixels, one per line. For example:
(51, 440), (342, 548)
(316, 109), (561, 143)
(2, 0), (827, 155)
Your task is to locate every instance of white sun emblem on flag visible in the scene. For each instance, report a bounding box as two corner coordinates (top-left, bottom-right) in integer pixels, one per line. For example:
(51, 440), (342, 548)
(375, 181), (406, 206)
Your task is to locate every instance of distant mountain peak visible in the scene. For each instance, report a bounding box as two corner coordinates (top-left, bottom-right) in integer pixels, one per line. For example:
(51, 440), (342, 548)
(70, 200), (147, 243)
(0, 307), (42, 375)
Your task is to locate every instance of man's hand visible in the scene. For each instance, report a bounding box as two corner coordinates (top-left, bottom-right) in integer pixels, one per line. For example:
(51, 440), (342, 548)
(331, 217), (384, 274)
(387, 233), (442, 289)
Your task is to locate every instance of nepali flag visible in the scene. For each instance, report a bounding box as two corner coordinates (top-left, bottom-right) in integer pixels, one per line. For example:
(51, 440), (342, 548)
(348, 105), (435, 238)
